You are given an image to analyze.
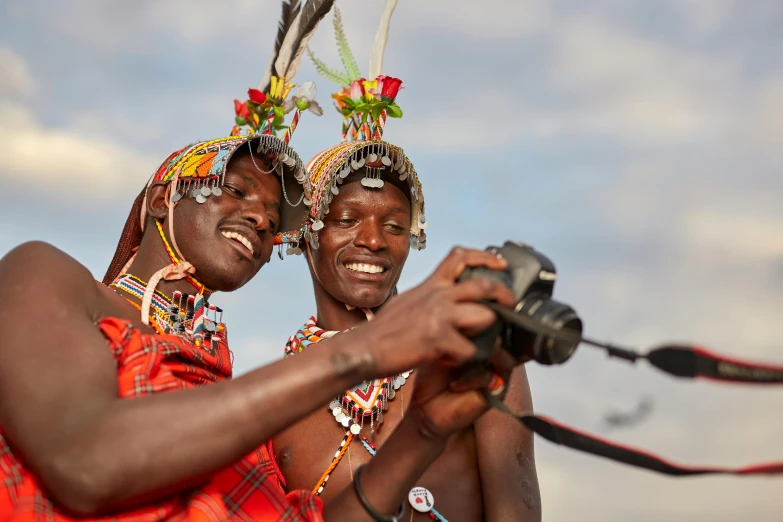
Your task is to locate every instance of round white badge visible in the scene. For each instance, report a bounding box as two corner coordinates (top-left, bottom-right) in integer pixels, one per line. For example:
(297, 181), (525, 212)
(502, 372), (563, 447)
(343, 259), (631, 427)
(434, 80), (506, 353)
(408, 487), (434, 513)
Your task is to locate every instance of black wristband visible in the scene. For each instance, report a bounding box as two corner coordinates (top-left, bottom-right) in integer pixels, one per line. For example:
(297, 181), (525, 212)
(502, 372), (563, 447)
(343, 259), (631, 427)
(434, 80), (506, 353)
(353, 465), (406, 522)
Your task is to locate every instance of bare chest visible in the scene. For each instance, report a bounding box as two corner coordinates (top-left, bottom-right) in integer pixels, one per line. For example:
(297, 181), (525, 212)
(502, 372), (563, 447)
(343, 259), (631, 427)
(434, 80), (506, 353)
(272, 386), (485, 521)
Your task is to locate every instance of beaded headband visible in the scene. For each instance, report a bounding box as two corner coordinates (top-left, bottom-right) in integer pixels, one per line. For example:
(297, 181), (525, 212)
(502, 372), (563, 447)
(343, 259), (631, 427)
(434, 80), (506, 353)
(273, 0), (427, 256)
(144, 134), (308, 232)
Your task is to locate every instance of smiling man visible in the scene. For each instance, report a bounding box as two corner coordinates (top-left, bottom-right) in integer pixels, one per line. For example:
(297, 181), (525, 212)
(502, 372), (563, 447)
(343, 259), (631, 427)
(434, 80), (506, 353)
(268, 4), (541, 519)
(272, 144), (541, 522)
(270, 94), (541, 522)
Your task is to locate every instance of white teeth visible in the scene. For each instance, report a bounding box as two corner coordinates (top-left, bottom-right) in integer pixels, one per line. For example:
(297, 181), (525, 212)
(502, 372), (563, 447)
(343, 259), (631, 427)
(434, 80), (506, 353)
(344, 262), (385, 274)
(221, 230), (254, 255)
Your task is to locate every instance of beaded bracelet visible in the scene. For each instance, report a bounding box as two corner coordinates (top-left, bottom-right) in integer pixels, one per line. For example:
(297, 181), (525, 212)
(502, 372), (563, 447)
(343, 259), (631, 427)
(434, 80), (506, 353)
(353, 465), (406, 522)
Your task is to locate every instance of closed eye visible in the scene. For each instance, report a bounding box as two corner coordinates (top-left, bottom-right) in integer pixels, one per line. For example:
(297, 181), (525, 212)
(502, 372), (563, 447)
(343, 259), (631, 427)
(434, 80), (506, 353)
(223, 185), (244, 198)
(385, 223), (406, 234)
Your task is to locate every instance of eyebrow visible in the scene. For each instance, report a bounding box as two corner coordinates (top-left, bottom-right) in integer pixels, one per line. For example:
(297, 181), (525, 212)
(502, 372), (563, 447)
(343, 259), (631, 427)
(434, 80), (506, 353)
(384, 206), (409, 215)
(338, 197), (409, 214)
(233, 172), (258, 189)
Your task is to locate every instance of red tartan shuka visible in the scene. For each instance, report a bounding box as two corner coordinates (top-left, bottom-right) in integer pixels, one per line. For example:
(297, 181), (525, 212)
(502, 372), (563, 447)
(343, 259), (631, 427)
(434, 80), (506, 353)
(0, 317), (324, 521)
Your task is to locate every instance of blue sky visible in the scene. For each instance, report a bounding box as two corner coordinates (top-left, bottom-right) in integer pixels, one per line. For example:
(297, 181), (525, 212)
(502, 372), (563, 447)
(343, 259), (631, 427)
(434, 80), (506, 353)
(1, 1), (782, 520)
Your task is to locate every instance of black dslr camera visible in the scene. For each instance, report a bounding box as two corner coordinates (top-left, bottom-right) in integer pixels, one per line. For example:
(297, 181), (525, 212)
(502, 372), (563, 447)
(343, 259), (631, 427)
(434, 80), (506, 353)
(459, 241), (583, 366)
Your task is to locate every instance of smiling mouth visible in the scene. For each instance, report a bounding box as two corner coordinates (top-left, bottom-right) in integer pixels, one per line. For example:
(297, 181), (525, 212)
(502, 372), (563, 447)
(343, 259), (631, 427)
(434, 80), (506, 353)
(221, 230), (255, 256)
(344, 262), (386, 274)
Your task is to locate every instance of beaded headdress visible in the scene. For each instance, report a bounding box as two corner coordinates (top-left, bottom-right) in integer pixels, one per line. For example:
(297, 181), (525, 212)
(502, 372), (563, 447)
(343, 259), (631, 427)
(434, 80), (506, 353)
(274, 0), (427, 256)
(103, 0), (336, 327)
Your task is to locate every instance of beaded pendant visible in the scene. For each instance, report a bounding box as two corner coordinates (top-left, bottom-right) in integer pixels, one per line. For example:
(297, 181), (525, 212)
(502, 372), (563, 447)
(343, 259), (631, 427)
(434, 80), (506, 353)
(285, 317), (412, 434)
(111, 274), (227, 352)
(328, 370), (411, 435)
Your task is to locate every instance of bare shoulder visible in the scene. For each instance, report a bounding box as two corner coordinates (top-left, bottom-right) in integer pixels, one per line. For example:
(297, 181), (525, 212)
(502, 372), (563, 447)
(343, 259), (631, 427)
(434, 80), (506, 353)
(0, 241), (100, 313)
(0, 240), (94, 279)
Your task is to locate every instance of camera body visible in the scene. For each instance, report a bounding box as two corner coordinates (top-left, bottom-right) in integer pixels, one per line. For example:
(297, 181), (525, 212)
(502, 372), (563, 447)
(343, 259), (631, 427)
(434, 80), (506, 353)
(459, 241), (583, 366)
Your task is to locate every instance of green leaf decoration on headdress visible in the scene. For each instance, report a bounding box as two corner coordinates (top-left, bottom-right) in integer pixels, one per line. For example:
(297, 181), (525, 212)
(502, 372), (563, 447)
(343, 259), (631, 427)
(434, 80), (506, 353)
(308, 6), (361, 87)
(306, 47), (351, 85)
(333, 7), (361, 81)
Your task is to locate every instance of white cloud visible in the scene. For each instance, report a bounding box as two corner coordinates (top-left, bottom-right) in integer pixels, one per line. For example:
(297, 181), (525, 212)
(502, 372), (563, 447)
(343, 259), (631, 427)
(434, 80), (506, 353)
(395, 0), (553, 40)
(671, 0), (740, 36)
(0, 46), (37, 96)
(544, 15), (738, 143)
(0, 104), (157, 196)
(684, 211), (783, 261)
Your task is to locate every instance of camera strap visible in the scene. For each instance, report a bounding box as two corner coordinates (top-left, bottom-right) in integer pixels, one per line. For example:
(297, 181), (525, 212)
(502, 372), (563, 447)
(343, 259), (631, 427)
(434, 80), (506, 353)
(481, 301), (783, 475)
(485, 394), (783, 476)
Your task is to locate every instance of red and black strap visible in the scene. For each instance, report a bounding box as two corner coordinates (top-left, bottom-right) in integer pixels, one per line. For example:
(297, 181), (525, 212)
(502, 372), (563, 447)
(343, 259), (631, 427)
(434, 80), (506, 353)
(481, 301), (783, 475)
(485, 396), (783, 476)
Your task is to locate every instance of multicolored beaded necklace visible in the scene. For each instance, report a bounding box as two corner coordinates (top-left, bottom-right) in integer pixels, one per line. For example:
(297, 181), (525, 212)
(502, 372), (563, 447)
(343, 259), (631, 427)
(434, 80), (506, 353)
(284, 318), (447, 520)
(109, 273), (226, 351)
(285, 317), (411, 436)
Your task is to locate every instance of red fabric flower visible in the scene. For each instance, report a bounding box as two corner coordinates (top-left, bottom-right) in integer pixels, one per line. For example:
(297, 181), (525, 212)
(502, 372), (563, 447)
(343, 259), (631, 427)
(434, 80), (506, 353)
(234, 99), (252, 119)
(247, 88), (266, 104)
(377, 75), (402, 101)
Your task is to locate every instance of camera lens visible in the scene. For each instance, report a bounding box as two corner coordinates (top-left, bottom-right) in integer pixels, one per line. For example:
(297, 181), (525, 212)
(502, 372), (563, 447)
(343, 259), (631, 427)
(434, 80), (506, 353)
(515, 294), (583, 365)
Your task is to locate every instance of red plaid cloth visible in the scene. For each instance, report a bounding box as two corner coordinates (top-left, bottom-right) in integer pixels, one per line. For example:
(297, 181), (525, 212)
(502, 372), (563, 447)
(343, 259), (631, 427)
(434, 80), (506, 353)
(0, 317), (324, 521)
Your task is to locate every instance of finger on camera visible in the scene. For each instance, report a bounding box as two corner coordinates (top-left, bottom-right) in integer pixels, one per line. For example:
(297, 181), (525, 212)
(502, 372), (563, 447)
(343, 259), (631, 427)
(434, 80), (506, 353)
(449, 302), (502, 336)
(432, 247), (508, 283)
(449, 278), (516, 308)
(487, 341), (517, 376)
(431, 328), (478, 367)
(449, 365), (494, 393)
(434, 391), (491, 428)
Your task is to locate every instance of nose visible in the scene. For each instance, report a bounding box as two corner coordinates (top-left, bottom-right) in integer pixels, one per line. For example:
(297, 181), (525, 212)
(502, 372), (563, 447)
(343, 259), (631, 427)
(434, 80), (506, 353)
(242, 200), (271, 232)
(353, 219), (387, 251)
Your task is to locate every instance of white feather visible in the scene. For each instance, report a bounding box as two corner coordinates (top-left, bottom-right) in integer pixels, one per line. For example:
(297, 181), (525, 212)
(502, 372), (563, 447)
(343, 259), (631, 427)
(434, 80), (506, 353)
(284, 27), (320, 79)
(368, 0), (398, 79)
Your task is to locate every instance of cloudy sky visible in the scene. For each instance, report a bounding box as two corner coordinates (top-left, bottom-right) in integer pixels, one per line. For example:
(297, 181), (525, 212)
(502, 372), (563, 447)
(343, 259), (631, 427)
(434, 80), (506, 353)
(2, 0), (782, 519)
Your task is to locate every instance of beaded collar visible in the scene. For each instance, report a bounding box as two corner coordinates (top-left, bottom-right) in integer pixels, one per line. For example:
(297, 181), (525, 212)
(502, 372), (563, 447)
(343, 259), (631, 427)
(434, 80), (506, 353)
(285, 316), (411, 436)
(110, 273), (226, 351)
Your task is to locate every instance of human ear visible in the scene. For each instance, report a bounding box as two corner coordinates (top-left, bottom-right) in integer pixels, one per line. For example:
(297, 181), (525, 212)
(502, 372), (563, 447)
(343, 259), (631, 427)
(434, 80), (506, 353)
(146, 182), (170, 220)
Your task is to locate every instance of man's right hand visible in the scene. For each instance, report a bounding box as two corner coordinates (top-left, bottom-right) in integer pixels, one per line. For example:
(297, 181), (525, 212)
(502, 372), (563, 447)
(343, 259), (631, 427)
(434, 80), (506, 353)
(357, 247), (517, 378)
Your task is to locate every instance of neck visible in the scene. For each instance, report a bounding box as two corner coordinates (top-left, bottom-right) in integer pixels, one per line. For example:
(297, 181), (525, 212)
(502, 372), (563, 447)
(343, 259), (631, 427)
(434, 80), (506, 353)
(121, 224), (211, 302)
(312, 283), (388, 332)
